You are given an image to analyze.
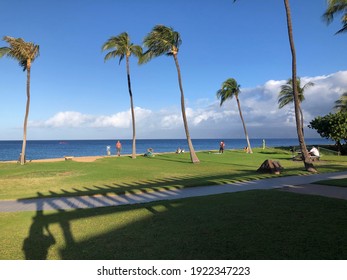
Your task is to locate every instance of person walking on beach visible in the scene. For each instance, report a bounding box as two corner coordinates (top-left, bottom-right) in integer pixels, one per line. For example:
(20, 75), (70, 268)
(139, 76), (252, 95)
(219, 141), (225, 153)
(116, 140), (122, 156)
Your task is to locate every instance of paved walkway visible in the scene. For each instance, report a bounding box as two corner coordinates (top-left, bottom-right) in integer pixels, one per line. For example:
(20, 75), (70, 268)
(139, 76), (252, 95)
(1, 171), (347, 213)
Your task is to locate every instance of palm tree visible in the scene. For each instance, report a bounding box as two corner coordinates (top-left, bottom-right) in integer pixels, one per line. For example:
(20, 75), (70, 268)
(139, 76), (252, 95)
(284, 0), (317, 172)
(0, 36), (39, 165)
(102, 32), (142, 159)
(283, 0), (316, 172)
(233, 0), (316, 172)
(323, 0), (347, 34)
(278, 78), (314, 134)
(216, 78), (252, 153)
(334, 91), (347, 112)
(140, 25), (200, 164)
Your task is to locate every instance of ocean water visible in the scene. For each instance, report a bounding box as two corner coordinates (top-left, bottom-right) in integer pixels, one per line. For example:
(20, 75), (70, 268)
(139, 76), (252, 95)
(0, 138), (334, 161)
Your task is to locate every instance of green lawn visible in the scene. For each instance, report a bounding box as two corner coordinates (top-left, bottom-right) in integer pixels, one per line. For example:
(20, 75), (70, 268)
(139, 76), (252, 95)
(1, 148), (347, 260)
(1, 148), (346, 200)
(1, 190), (347, 260)
(315, 178), (347, 187)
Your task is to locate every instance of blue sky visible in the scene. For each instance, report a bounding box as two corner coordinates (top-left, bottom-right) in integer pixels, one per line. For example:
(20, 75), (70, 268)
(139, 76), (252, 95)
(0, 0), (346, 140)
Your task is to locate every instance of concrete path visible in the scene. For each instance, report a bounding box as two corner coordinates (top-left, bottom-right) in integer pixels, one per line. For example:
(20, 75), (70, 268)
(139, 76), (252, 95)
(1, 171), (347, 213)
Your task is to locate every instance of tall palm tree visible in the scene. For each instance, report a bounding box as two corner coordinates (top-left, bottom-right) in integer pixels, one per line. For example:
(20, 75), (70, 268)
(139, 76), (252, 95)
(216, 78), (252, 153)
(233, 0), (316, 172)
(140, 25), (200, 164)
(334, 91), (347, 112)
(0, 36), (39, 165)
(278, 78), (314, 134)
(283, 0), (316, 172)
(102, 32), (142, 159)
(323, 0), (347, 34)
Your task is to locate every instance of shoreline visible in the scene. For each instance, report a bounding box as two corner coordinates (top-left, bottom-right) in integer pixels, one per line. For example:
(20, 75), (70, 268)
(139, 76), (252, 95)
(0, 151), (182, 163)
(0, 139), (334, 163)
(1, 154), (126, 163)
(0, 142), (337, 164)
(0, 150), (221, 163)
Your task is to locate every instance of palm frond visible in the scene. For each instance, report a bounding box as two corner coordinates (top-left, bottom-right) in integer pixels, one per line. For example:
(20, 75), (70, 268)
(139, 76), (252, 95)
(216, 78), (240, 107)
(141, 25), (181, 64)
(302, 81), (314, 90)
(336, 21), (347, 33)
(0, 46), (10, 58)
(138, 51), (153, 64)
(323, 0), (347, 33)
(334, 91), (347, 112)
(103, 49), (125, 63)
(278, 78), (313, 108)
(1, 36), (39, 71)
(130, 45), (143, 58)
(102, 32), (142, 64)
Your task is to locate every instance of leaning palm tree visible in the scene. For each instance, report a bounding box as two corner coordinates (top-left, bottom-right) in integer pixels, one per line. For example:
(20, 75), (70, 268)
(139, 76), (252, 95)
(233, 0), (316, 172)
(102, 32), (142, 159)
(283, 0), (316, 172)
(278, 78), (314, 134)
(140, 25), (200, 164)
(216, 78), (253, 154)
(323, 0), (347, 34)
(0, 36), (39, 165)
(334, 91), (347, 112)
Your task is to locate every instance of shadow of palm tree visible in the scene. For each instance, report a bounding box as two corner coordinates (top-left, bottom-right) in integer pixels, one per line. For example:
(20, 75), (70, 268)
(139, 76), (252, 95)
(20, 169), (264, 259)
(22, 195), (56, 260)
(21, 190), (347, 260)
(20, 169), (267, 201)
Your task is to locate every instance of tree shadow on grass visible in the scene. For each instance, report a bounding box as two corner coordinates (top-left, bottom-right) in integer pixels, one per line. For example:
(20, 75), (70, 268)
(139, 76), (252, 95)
(19, 160), (345, 259)
(20, 168), (282, 201)
(22, 196), (56, 260)
(21, 190), (347, 260)
(18, 168), (274, 259)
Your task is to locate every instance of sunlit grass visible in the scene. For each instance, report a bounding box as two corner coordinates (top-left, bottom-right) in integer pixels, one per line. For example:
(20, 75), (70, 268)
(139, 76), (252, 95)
(0, 148), (346, 200)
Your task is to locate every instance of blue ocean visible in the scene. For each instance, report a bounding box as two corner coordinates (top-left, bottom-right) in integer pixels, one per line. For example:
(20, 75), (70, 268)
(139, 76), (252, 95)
(0, 138), (334, 161)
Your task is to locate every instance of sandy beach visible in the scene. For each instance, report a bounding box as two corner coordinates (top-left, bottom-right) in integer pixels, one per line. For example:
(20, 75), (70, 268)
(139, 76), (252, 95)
(34, 155), (105, 163)
(1, 152), (162, 163)
(2, 155), (108, 163)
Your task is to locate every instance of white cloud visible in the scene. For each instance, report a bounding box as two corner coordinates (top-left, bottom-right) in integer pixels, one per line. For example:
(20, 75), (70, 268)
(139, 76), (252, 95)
(160, 114), (181, 128)
(29, 71), (347, 139)
(35, 111), (94, 128)
(30, 107), (153, 129)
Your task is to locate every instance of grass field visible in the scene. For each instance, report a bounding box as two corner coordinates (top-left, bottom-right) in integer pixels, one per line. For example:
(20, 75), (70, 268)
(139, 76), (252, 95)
(0, 148), (346, 260)
(316, 178), (347, 187)
(1, 148), (346, 200)
(1, 190), (347, 260)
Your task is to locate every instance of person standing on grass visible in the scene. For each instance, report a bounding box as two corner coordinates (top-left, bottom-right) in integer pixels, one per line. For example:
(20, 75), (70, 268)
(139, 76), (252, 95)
(116, 140), (122, 156)
(219, 141), (225, 153)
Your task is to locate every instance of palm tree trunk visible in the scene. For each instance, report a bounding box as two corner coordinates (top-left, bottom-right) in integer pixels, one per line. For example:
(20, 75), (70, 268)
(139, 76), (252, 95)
(236, 95), (252, 153)
(299, 107), (305, 136)
(20, 63), (31, 165)
(126, 56), (136, 159)
(173, 54), (200, 164)
(284, 0), (316, 172)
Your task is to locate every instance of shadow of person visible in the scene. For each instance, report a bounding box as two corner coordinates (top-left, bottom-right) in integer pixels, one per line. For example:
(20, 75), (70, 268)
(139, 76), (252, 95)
(22, 211), (56, 260)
